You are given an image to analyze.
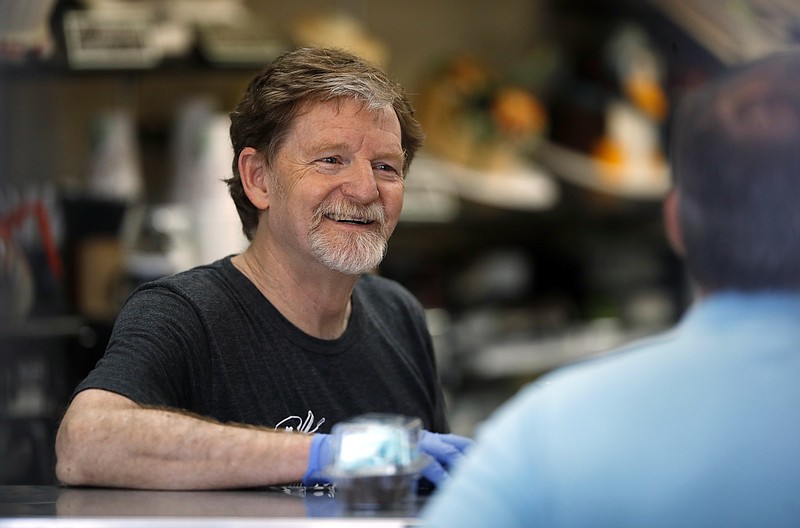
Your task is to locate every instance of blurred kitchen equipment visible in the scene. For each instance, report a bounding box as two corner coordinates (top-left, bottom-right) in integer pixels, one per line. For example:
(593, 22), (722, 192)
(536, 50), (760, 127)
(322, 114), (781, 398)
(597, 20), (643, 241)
(0, 200), (63, 321)
(169, 98), (247, 266)
(0, 0), (57, 61)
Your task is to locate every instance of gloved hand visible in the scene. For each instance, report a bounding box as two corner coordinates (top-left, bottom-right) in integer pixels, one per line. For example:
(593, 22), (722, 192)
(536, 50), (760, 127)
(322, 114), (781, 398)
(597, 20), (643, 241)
(302, 430), (474, 487)
(418, 430), (473, 486)
(302, 433), (333, 486)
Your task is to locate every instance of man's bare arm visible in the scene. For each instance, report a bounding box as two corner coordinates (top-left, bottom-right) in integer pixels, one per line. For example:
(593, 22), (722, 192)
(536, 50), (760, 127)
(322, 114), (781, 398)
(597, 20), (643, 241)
(55, 389), (313, 490)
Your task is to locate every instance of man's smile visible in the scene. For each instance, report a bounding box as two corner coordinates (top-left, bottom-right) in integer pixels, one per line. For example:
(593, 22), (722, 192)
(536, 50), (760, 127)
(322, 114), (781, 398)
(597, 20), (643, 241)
(325, 213), (375, 225)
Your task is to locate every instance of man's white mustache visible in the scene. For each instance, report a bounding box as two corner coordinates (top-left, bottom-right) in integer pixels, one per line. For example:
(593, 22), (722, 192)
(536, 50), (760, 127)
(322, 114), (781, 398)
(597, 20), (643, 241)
(314, 200), (387, 228)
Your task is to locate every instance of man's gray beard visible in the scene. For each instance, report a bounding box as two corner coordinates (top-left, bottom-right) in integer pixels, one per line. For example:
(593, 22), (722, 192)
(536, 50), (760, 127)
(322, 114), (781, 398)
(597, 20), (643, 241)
(310, 229), (388, 275)
(308, 201), (390, 275)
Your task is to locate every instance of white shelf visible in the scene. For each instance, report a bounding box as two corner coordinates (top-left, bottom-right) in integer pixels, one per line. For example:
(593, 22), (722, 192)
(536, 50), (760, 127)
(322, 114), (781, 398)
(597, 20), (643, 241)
(462, 321), (660, 380)
(406, 152), (559, 216)
(537, 141), (671, 201)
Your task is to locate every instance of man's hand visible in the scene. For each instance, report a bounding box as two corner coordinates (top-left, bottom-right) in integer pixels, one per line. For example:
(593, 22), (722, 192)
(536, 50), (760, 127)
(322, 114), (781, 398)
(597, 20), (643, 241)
(418, 431), (473, 485)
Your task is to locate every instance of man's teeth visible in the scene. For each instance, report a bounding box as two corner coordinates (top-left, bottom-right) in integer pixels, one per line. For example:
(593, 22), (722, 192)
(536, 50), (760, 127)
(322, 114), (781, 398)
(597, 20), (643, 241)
(327, 214), (371, 224)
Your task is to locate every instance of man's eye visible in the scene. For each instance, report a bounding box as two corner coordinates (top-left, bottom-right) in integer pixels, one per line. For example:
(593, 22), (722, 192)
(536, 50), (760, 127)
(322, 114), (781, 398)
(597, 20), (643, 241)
(375, 163), (399, 174)
(320, 157), (339, 164)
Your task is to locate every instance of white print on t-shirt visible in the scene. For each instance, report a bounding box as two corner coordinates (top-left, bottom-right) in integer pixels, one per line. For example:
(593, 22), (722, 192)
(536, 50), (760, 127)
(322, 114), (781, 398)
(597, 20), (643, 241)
(275, 410), (326, 433)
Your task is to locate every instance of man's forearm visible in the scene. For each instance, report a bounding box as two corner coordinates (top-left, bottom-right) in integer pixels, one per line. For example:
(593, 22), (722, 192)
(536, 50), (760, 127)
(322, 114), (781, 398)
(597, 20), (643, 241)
(56, 389), (313, 490)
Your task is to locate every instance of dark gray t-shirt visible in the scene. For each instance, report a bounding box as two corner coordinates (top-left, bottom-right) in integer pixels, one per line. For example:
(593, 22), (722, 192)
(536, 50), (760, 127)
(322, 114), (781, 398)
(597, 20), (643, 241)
(76, 257), (450, 434)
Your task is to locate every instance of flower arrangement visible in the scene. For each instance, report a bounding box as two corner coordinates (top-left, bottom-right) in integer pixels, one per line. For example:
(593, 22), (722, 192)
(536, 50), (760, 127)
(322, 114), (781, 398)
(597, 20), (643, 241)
(417, 54), (547, 171)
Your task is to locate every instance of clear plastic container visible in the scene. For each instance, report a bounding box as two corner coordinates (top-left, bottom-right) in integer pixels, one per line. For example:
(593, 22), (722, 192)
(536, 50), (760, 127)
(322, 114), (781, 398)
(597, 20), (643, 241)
(325, 414), (428, 511)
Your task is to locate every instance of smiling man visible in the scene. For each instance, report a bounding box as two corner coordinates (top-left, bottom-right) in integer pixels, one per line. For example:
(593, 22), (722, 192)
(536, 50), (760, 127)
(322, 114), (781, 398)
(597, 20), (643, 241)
(56, 47), (470, 490)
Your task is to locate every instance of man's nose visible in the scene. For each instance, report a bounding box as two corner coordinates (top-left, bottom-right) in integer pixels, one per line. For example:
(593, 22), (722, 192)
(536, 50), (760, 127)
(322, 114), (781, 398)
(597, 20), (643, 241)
(340, 162), (380, 203)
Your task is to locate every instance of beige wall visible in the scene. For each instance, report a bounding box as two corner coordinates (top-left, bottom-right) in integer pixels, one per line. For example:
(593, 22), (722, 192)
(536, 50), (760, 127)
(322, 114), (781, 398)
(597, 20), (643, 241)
(247, 0), (546, 85)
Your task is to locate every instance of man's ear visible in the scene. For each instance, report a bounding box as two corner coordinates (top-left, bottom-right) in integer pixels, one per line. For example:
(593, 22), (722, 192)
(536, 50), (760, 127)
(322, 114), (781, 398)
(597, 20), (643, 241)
(238, 147), (271, 210)
(663, 187), (686, 256)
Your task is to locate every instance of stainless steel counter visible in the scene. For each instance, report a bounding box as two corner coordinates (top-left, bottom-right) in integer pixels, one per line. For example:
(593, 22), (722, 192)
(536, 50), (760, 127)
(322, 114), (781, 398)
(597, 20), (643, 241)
(0, 486), (422, 527)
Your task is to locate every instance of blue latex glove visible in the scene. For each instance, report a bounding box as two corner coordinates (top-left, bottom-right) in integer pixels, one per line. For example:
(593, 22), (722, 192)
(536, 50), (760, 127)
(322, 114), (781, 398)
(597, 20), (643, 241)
(419, 430), (473, 485)
(302, 430), (473, 487)
(302, 433), (333, 486)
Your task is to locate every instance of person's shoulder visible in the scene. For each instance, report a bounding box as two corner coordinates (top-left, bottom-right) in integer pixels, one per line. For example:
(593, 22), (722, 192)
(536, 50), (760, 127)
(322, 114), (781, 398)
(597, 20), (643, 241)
(528, 328), (681, 400)
(152, 256), (231, 283)
(356, 272), (412, 297)
(135, 256), (237, 299)
(471, 329), (683, 442)
(355, 273), (423, 313)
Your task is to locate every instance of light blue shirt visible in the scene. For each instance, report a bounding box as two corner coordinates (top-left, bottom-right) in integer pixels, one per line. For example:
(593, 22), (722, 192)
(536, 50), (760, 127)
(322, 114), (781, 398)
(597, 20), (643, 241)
(422, 292), (800, 527)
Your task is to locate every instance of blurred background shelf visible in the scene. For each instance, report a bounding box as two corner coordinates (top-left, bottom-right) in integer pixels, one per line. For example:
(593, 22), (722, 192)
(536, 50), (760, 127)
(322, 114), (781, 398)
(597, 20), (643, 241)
(644, 0), (800, 65)
(537, 140), (670, 200)
(407, 153), (559, 216)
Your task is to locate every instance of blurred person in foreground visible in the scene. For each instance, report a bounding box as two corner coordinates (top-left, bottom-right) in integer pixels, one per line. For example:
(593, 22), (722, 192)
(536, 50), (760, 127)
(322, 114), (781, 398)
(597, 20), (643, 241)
(423, 50), (800, 527)
(56, 47), (470, 490)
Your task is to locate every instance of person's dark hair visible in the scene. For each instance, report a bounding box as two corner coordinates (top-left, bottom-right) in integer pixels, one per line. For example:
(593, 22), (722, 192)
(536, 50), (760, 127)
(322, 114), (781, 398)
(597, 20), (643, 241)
(226, 46), (425, 240)
(671, 50), (800, 291)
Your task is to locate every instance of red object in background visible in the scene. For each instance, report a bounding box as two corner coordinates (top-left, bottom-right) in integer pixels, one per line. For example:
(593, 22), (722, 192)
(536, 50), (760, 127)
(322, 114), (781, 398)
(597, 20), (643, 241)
(0, 201), (63, 281)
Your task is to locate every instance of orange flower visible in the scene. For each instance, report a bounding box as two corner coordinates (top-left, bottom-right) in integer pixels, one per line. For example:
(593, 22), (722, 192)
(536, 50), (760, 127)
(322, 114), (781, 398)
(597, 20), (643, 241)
(491, 87), (546, 137)
(625, 74), (668, 121)
(448, 54), (491, 93)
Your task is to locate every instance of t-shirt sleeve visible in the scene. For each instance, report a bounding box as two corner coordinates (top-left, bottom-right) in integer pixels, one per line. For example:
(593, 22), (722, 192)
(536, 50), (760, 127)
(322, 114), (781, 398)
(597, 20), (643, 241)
(73, 284), (207, 408)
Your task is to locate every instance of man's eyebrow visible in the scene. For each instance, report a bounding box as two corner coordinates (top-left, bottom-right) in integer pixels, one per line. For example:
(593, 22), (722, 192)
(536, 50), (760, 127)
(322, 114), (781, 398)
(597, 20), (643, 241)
(306, 140), (348, 154)
(307, 141), (405, 163)
(375, 150), (407, 165)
